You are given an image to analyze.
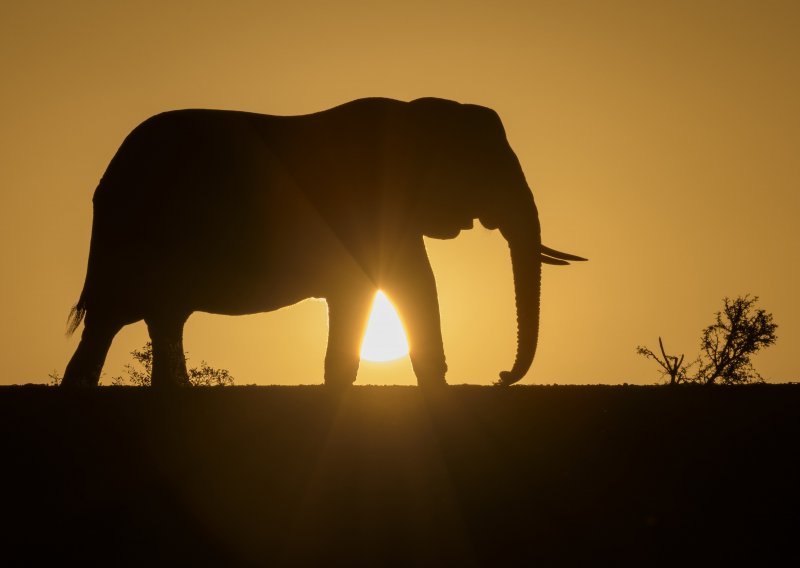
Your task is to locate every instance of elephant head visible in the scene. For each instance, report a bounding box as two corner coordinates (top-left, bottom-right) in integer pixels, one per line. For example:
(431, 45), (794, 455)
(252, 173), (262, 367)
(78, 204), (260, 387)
(396, 98), (586, 386)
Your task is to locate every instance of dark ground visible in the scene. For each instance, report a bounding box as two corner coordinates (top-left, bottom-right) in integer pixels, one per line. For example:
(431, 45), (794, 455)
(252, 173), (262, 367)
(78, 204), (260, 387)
(1, 384), (798, 566)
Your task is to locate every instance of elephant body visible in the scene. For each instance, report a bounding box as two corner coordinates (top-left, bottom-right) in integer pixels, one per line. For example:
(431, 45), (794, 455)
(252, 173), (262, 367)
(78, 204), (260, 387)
(63, 97), (584, 388)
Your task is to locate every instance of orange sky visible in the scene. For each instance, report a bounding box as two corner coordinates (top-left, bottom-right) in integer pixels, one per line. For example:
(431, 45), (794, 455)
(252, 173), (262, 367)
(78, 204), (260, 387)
(1, 1), (798, 385)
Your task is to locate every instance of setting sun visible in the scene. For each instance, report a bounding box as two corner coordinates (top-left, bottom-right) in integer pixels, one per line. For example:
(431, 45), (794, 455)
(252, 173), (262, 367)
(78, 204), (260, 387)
(360, 291), (409, 362)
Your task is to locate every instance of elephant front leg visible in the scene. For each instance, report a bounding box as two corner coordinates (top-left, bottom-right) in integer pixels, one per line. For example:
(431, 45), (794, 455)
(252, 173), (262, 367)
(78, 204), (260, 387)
(384, 240), (448, 388)
(324, 290), (374, 388)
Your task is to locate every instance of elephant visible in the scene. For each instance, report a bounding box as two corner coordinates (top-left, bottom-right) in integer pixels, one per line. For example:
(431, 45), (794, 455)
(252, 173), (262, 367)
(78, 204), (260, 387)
(62, 97), (585, 389)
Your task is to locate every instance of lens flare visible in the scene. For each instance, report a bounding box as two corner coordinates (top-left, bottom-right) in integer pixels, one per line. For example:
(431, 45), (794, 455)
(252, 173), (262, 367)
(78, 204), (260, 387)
(360, 291), (409, 362)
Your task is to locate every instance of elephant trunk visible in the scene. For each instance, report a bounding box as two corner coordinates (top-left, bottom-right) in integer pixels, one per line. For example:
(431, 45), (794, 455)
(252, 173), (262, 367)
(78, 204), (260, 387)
(497, 198), (541, 386)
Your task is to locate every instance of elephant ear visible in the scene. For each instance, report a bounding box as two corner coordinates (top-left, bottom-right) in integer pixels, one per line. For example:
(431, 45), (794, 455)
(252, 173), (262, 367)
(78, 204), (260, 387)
(382, 99), (462, 233)
(398, 99), (513, 234)
(408, 98), (506, 148)
(408, 97), (464, 115)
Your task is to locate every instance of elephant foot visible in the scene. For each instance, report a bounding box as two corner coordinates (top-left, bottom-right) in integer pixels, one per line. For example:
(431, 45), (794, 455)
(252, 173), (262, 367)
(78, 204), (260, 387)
(151, 375), (191, 389)
(150, 355), (191, 389)
(62, 320), (120, 388)
(60, 373), (98, 388)
(411, 357), (448, 389)
(61, 357), (103, 388)
(323, 368), (357, 392)
(416, 371), (448, 389)
(323, 358), (359, 391)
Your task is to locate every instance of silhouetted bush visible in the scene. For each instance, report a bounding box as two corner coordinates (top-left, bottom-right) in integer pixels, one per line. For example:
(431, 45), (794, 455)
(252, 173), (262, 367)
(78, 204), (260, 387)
(110, 342), (234, 387)
(636, 337), (692, 385)
(638, 295), (777, 385)
(111, 343), (152, 386)
(188, 360), (235, 387)
(696, 295), (777, 385)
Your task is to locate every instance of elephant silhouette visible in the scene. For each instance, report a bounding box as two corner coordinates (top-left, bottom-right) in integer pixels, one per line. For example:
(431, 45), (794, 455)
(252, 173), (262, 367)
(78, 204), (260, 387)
(62, 97), (585, 388)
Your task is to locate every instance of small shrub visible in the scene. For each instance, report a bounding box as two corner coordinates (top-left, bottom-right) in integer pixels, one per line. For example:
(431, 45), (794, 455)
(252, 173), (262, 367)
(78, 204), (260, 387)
(111, 342), (234, 387)
(696, 295), (777, 385)
(638, 295), (777, 385)
(636, 337), (692, 385)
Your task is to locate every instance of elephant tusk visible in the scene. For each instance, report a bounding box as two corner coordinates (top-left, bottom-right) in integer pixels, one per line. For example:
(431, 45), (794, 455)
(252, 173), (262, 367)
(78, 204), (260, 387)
(541, 255), (570, 265)
(541, 245), (587, 262)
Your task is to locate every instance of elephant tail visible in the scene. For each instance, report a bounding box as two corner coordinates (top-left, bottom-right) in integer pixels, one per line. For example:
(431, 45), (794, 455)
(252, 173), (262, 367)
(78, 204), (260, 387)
(66, 291), (87, 336)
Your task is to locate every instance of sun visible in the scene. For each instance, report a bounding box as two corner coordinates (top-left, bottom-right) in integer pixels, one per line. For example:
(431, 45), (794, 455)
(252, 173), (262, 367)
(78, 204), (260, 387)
(360, 291), (410, 362)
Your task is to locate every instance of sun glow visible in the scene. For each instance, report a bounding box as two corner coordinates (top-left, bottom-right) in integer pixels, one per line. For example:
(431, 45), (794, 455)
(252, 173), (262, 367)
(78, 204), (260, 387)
(360, 291), (410, 362)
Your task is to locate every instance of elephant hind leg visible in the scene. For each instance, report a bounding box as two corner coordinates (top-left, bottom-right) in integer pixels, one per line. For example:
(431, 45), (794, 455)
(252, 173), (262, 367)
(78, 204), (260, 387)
(145, 313), (191, 388)
(62, 315), (123, 387)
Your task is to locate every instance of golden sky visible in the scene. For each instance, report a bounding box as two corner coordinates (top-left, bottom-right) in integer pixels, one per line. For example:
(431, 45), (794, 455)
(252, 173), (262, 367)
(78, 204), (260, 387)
(1, 1), (798, 385)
